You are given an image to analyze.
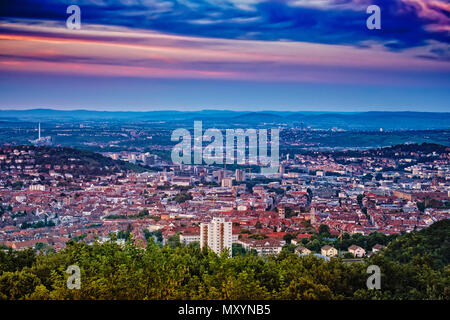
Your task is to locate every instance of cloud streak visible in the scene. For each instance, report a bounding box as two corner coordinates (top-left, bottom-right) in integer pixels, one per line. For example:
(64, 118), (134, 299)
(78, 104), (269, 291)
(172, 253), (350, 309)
(0, 20), (448, 85)
(1, 1), (449, 56)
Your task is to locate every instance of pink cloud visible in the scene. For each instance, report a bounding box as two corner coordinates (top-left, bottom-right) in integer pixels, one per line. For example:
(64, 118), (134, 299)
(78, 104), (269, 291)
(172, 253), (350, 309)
(0, 20), (448, 85)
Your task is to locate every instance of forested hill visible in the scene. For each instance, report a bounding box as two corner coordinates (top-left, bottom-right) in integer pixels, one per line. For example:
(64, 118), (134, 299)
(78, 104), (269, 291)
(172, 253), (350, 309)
(0, 145), (146, 176)
(319, 143), (449, 158)
(0, 220), (448, 300)
(379, 219), (450, 269)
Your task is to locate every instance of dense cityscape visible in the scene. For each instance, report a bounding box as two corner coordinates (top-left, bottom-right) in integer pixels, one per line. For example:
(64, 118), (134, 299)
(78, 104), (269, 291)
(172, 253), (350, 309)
(1, 121), (448, 261)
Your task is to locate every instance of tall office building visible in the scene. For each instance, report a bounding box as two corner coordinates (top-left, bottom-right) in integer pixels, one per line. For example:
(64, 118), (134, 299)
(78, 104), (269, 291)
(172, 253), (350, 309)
(200, 217), (232, 255)
(213, 170), (225, 184)
(235, 169), (245, 182)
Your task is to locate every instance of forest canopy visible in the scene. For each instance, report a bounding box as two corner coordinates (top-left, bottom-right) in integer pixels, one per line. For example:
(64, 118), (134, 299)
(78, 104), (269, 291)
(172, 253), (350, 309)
(0, 220), (448, 300)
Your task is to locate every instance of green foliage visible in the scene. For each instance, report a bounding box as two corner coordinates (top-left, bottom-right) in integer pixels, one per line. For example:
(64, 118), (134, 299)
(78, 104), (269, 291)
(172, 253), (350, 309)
(267, 187), (284, 195)
(104, 210), (160, 221)
(173, 192), (193, 204)
(343, 252), (354, 259)
(232, 244), (256, 257)
(21, 220), (55, 229)
(34, 243), (55, 254)
(248, 233), (268, 240)
(144, 229), (163, 243)
(284, 207), (297, 218)
(71, 234), (87, 242)
(306, 231), (398, 253)
(0, 221), (448, 300)
(380, 219), (450, 269)
(166, 233), (181, 249)
(282, 243), (297, 253)
(283, 233), (296, 244)
(357, 194), (364, 206)
(0, 248), (36, 273)
(417, 201), (426, 213)
(318, 224), (331, 236)
(12, 181), (24, 190)
(10, 211), (27, 219)
(117, 225), (132, 241)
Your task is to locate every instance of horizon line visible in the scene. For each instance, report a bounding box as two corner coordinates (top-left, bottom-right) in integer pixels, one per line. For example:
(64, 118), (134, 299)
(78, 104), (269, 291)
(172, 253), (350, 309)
(1, 108), (449, 114)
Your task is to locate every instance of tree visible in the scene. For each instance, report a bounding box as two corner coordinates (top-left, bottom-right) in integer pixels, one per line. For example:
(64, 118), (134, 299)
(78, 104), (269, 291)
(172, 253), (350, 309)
(284, 207), (297, 218)
(248, 233), (268, 240)
(232, 243), (247, 256)
(0, 220), (447, 300)
(357, 194), (364, 207)
(417, 201), (426, 213)
(318, 224), (331, 236)
(173, 192), (193, 203)
(306, 188), (313, 202)
(283, 233), (296, 244)
(166, 233), (181, 249)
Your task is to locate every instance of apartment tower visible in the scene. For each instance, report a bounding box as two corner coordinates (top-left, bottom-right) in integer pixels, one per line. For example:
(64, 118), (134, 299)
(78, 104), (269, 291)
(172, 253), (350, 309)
(200, 217), (232, 255)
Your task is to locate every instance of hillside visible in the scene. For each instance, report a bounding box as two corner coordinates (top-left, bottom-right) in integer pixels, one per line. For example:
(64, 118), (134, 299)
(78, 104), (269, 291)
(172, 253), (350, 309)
(380, 219), (450, 269)
(290, 111), (450, 130)
(0, 145), (147, 176)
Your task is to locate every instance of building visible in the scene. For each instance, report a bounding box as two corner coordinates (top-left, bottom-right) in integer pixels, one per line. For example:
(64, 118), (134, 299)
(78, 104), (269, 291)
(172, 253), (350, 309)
(200, 217), (233, 255)
(171, 176), (192, 187)
(237, 238), (285, 256)
(179, 232), (200, 245)
(348, 244), (366, 257)
(29, 184), (46, 191)
(213, 170), (225, 184)
(321, 245), (338, 257)
(221, 177), (233, 188)
(372, 244), (386, 253)
(235, 169), (245, 182)
(295, 246), (312, 255)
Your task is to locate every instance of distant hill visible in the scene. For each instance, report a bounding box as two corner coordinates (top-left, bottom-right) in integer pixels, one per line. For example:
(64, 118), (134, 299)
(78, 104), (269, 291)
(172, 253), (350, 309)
(380, 142), (450, 154)
(289, 111), (450, 130)
(231, 112), (284, 124)
(0, 109), (448, 130)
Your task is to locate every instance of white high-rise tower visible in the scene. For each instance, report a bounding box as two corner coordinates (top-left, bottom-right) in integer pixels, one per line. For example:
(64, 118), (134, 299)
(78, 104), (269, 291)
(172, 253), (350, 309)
(200, 217), (232, 255)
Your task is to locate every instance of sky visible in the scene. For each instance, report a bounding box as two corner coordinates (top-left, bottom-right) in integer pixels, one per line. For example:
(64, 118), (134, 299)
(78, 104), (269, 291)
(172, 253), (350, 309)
(0, 0), (449, 112)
